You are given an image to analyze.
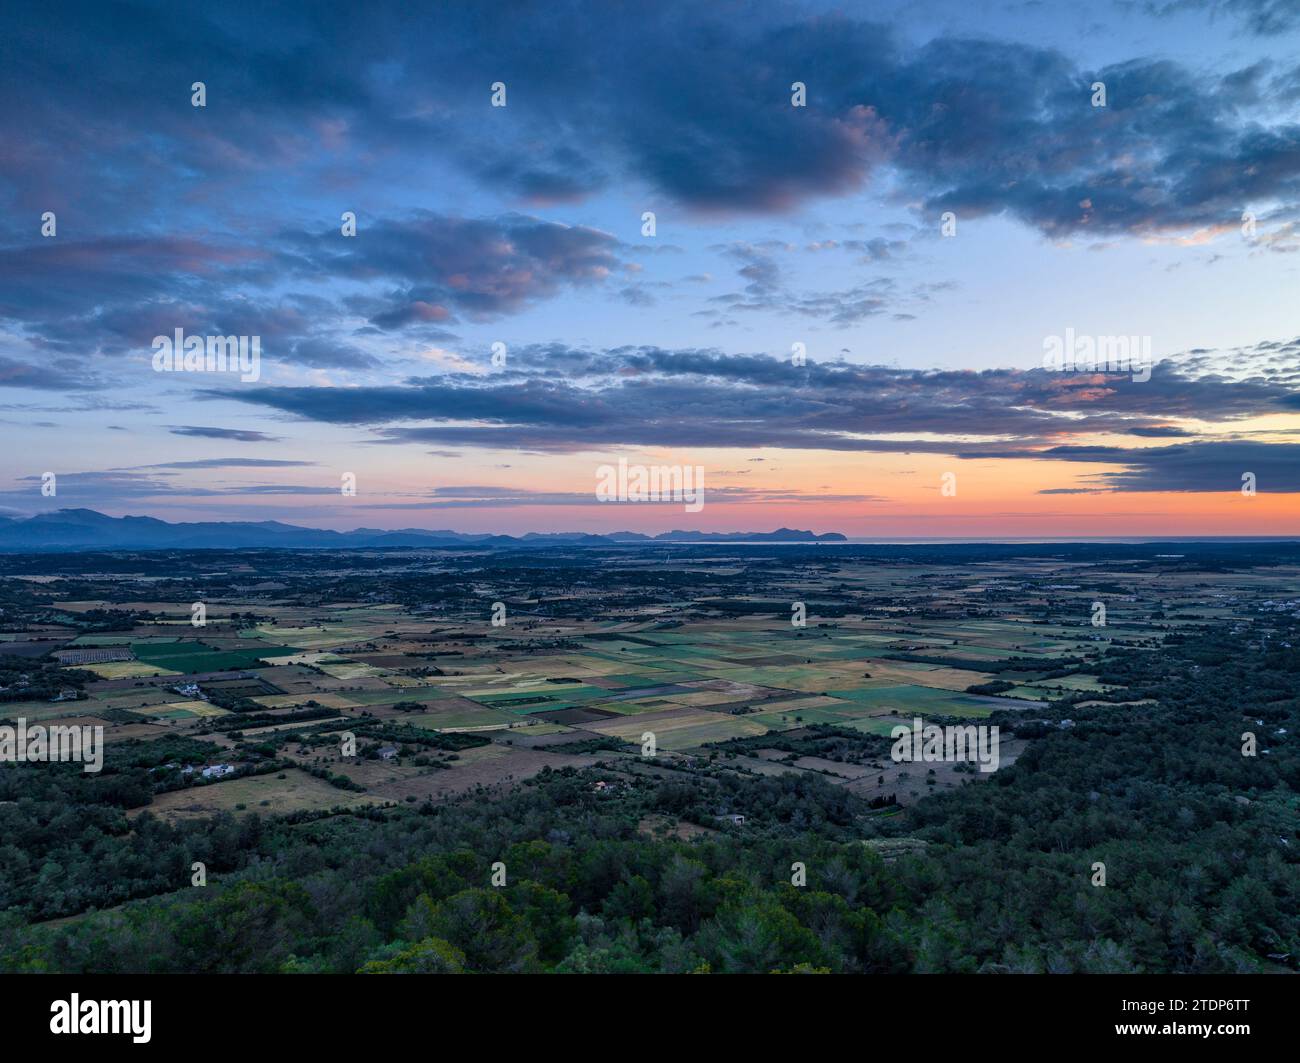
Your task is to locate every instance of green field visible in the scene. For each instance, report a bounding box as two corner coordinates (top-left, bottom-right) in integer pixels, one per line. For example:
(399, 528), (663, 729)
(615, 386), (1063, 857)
(131, 640), (300, 674)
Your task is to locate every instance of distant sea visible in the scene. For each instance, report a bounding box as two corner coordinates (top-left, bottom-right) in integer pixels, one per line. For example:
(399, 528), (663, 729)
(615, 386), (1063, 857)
(647, 536), (1300, 546)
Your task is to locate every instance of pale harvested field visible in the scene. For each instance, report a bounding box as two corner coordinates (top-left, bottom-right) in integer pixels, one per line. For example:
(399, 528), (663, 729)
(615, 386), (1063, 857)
(364, 747), (606, 802)
(134, 768), (386, 821)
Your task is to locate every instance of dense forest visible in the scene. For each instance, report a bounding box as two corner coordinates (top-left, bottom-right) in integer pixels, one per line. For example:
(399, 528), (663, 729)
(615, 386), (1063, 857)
(1, 620), (1296, 973)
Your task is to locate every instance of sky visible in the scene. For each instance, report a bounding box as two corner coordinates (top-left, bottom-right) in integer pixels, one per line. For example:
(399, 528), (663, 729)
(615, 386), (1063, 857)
(2, 0), (1300, 537)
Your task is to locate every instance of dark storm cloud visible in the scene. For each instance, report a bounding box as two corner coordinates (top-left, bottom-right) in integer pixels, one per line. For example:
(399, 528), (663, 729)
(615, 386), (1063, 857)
(2, 470), (224, 503)
(0, 356), (97, 391)
(207, 343), (1300, 474)
(710, 243), (904, 325)
(4, 1), (1299, 239)
(168, 426), (284, 442)
(0, 237), (266, 331)
(0, 235), (291, 359)
(0, 469), (339, 508)
(0, 212), (626, 365)
(1011, 441), (1300, 492)
(0, 0), (1296, 381)
(1125, 425), (1196, 438)
(220, 485), (342, 495)
(132, 458), (316, 470)
(285, 212), (626, 325)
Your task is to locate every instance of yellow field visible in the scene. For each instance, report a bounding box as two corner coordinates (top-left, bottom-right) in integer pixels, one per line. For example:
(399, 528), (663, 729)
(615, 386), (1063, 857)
(77, 661), (180, 679)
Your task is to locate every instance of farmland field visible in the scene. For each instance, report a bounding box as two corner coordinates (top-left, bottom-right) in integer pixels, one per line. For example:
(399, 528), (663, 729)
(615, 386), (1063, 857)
(3, 541), (1295, 984)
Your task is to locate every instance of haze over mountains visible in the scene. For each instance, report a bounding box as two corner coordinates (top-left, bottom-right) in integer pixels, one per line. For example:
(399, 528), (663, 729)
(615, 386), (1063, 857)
(0, 510), (848, 551)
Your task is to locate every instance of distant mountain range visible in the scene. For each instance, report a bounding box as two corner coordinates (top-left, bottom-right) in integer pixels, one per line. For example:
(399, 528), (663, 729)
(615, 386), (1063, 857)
(0, 510), (847, 552)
